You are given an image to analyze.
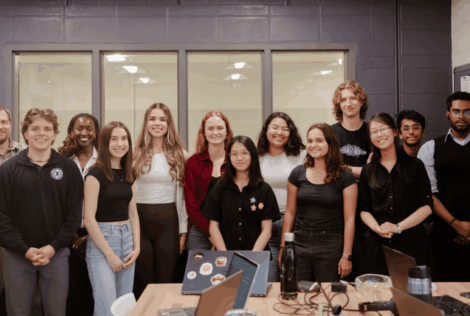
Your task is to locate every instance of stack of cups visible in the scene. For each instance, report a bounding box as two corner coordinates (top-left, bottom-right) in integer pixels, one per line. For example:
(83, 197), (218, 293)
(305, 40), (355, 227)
(407, 265), (432, 304)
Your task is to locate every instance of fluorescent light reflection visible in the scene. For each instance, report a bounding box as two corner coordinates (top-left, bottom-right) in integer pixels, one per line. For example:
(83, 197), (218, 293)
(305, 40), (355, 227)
(234, 62), (245, 69)
(231, 74), (241, 80)
(321, 70), (332, 75)
(339, 58), (343, 65)
(123, 66), (138, 73)
(139, 78), (149, 84)
(106, 54), (126, 62)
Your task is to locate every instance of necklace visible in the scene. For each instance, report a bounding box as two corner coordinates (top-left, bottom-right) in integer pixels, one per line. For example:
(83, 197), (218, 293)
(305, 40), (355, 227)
(28, 153), (50, 163)
(112, 169), (123, 182)
(312, 167), (326, 176)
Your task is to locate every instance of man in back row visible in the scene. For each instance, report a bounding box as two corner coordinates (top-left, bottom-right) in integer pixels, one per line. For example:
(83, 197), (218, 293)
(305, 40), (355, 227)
(418, 91), (470, 282)
(397, 110), (426, 157)
(0, 105), (26, 316)
(331, 81), (371, 278)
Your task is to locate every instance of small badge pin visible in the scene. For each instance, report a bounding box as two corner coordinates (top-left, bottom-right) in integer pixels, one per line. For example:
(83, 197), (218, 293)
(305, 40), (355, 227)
(251, 205), (256, 211)
(258, 202), (264, 210)
(250, 197), (256, 203)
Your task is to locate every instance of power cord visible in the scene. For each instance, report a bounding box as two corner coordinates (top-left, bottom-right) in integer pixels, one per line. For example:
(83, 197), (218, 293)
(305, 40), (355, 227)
(273, 284), (332, 315)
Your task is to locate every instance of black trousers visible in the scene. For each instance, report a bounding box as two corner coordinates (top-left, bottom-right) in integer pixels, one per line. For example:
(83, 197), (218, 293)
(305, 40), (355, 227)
(294, 229), (344, 283)
(66, 228), (94, 316)
(133, 203), (179, 300)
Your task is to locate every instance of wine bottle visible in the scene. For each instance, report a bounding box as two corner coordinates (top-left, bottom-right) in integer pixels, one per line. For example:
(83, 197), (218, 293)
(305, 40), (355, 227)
(280, 232), (298, 300)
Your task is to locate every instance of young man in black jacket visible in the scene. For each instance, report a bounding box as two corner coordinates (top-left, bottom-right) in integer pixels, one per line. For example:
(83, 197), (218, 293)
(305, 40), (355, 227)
(0, 108), (83, 316)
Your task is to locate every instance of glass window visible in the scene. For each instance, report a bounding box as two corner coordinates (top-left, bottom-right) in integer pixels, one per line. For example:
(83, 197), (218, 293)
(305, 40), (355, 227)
(273, 52), (345, 140)
(17, 54), (92, 149)
(103, 53), (178, 141)
(188, 52), (262, 155)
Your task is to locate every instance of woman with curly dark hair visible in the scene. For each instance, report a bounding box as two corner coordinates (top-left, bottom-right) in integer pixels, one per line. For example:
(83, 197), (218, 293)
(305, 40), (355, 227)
(256, 112), (306, 282)
(277, 123), (358, 283)
(58, 113), (100, 316)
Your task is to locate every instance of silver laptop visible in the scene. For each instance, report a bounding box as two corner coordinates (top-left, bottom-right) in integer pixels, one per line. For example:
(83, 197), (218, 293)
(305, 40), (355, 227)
(158, 270), (244, 316)
(392, 287), (444, 316)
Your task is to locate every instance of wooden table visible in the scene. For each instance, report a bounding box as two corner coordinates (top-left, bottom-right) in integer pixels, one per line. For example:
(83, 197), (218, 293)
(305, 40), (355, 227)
(320, 282), (470, 316)
(129, 283), (330, 316)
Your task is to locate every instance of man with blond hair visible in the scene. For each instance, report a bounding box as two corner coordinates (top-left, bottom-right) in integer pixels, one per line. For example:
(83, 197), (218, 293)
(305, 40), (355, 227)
(330, 81), (371, 280)
(0, 108), (83, 316)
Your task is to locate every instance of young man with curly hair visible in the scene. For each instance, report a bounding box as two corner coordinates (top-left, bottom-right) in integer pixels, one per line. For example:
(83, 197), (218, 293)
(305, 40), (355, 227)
(330, 81), (371, 279)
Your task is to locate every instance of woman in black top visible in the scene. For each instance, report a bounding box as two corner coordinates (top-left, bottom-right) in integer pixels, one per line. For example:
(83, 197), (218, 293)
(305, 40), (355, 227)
(203, 136), (281, 252)
(278, 123), (357, 283)
(359, 113), (433, 276)
(84, 121), (140, 316)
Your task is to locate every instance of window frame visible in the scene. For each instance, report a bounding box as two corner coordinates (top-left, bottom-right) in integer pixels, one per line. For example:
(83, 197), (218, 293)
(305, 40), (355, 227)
(5, 43), (356, 149)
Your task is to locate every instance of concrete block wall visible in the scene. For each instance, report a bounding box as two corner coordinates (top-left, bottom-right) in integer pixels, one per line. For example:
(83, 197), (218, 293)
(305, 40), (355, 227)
(0, 0), (452, 142)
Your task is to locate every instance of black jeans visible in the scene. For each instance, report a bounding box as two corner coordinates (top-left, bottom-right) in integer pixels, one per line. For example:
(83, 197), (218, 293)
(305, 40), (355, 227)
(294, 229), (343, 283)
(133, 202), (179, 300)
(66, 228), (94, 316)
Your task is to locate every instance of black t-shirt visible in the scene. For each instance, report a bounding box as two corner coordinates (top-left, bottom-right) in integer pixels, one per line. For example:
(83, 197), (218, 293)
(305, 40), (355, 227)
(202, 180), (281, 251)
(200, 176), (220, 214)
(288, 165), (356, 231)
(86, 167), (135, 222)
(331, 122), (371, 167)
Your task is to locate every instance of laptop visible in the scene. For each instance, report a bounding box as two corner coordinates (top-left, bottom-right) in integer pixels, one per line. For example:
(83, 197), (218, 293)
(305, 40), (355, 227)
(158, 270), (244, 316)
(384, 247), (470, 316)
(183, 250), (271, 296)
(382, 246), (417, 292)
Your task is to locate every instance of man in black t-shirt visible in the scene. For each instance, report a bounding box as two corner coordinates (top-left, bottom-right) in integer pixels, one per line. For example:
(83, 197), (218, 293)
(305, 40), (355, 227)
(330, 81), (371, 279)
(330, 81), (371, 179)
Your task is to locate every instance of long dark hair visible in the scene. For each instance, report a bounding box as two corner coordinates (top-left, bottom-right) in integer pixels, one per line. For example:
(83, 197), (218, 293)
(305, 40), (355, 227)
(58, 113), (100, 158)
(94, 121), (134, 183)
(257, 112), (305, 157)
(303, 123), (345, 184)
(221, 136), (264, 187)
(367, 113), (411, 189)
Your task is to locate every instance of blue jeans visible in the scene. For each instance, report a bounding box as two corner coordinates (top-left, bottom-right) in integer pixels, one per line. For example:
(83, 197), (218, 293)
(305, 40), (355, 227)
(268, 213), (284, 282)
(86, 221), (135, 316)
(186, 224), (212, 252)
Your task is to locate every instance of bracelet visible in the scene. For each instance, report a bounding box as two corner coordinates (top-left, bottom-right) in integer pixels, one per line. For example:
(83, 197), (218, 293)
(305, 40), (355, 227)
(449, 218), (457, 227)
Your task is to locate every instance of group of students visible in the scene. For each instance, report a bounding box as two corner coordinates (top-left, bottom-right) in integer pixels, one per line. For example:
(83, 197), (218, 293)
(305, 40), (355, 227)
(0, 80), (469, 316)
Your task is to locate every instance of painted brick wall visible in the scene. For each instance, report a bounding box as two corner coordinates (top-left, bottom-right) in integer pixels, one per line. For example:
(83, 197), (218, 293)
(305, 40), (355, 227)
(0, 0), (452, 142)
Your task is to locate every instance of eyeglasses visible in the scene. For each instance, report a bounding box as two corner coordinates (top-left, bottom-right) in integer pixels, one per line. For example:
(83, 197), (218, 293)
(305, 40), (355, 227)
(269, 126), (290, 134)
(401, 125), (422, 132)
(451, 110), (470, 118)
(369, 127), (392, 137)
(229, 151), (250, 158)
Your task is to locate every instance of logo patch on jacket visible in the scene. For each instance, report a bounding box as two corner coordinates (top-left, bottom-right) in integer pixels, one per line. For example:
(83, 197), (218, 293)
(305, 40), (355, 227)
(50, 168), (63, 180)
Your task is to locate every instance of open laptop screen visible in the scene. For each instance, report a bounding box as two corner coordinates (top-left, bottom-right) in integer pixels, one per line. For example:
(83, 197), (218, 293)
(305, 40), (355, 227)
(383, 246), (416, 292)
(226, 252), (259, 310)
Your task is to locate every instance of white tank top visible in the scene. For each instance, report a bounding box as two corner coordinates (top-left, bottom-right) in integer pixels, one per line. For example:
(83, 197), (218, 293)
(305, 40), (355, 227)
(135, 153), (177, 204)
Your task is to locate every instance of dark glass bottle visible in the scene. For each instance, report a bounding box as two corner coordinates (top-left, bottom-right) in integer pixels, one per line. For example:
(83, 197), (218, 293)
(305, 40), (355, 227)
(280, 232), (298, 300)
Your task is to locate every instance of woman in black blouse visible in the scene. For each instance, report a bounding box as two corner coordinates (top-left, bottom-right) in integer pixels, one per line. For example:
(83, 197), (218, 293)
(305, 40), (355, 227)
(203, 136), (281, 252)
(359, 113), (433, 276)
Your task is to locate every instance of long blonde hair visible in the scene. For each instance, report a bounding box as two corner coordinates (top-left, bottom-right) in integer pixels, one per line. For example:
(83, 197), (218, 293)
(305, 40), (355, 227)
(133, 103), (185, 185)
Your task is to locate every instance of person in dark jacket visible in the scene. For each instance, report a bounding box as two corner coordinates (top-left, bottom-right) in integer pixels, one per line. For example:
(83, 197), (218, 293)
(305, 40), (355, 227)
(0, 108), (83, 316)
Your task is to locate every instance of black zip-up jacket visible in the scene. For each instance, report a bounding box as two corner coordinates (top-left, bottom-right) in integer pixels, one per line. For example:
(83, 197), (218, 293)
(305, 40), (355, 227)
(0, 148), (83, 256)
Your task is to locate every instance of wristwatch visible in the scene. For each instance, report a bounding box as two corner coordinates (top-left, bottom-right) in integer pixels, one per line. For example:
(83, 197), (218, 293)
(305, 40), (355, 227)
(342, 254), (352, 261)
(396, 224), (401, 234)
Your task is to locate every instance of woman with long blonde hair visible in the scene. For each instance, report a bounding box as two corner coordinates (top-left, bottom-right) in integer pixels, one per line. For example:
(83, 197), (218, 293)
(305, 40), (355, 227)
(132, 103), (188, 299)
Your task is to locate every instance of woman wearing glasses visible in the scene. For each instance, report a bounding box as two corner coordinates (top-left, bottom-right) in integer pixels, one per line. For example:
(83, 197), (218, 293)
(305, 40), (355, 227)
(257, 112), (306, 281)
(202, 136), (281, 252)
(360, 113), (434, 276)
